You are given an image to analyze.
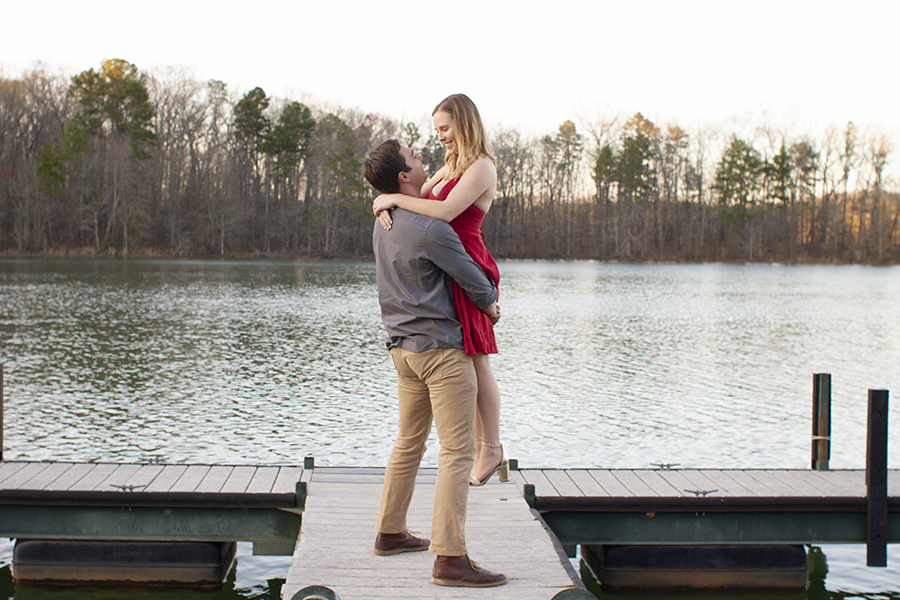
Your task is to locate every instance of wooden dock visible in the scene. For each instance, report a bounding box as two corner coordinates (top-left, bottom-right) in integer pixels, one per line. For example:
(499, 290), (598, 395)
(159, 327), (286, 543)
(5, 460), (900, 596)
(0, 461), (305, 555)
(516, 467), (900, 550)
(520, 466), (894, 502)
(283, 466), (581, 599)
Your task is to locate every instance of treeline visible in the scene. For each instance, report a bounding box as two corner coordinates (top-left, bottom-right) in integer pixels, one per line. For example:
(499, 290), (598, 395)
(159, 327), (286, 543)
(1, 60), (897, 262)
(493, 115), (898, 263)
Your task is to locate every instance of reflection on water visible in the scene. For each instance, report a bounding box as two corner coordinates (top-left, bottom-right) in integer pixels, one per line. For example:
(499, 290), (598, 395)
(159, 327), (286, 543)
(3, 260), (898, 470)
(1, 259), (395, 465)
(1, 259), (899, 598)
(494, 262), (899, 472)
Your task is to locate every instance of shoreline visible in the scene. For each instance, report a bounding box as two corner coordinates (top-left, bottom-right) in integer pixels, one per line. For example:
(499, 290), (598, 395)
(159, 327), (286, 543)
(1, 248), (897, 266)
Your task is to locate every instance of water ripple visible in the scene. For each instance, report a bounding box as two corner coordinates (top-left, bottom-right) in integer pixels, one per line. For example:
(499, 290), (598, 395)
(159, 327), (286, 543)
(0, 259), (897, 473)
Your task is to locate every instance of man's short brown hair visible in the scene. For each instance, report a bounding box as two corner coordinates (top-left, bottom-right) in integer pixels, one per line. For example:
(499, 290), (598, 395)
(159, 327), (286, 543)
(363, 139), (410, 194)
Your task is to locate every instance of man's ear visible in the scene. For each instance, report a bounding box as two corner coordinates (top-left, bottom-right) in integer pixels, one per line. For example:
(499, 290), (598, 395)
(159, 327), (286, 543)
(398, 171), (410, 184)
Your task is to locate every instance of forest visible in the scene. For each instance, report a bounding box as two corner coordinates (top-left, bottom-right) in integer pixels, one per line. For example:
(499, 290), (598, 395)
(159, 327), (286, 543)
(1, 59), (897, 263)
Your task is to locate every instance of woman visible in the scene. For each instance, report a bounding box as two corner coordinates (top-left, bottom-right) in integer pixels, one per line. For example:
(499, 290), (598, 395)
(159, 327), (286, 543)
(373, 93), (508, 486)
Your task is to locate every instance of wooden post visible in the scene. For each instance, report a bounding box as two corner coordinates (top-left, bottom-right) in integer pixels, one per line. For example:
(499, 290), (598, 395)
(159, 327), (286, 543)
(295, 481), (307, 511)
(1, 363), (4, 462)
(811, 373), (831, 471)
(866, 389), (889, 567)
(523, 483), (536, 508)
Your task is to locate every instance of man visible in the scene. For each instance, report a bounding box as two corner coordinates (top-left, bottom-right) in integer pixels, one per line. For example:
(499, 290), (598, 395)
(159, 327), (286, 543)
(363, 139), (507, 588)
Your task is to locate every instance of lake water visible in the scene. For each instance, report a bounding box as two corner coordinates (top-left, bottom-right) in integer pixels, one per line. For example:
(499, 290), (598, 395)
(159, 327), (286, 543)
(0, 259), (898, 598)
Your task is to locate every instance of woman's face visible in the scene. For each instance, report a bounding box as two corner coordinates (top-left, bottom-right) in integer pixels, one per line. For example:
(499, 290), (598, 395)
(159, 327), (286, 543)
(433, 111), (457, 155)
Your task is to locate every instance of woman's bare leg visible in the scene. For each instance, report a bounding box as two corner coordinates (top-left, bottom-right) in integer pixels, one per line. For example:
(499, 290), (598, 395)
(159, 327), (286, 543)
(471, 354), (502, 483)
(474, 414), (483, 465)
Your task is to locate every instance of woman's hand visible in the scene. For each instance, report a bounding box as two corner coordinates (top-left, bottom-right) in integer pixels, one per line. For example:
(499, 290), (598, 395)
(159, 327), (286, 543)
(373, 195), (396, 230)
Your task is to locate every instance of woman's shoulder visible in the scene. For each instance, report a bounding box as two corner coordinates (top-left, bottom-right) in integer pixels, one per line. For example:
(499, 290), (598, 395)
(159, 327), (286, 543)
(463, 157), (496, 180)
(462, 156), (497, 186)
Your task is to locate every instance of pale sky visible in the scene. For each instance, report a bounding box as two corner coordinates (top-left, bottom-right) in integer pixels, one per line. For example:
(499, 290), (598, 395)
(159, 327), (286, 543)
(3, 0), (898, 176)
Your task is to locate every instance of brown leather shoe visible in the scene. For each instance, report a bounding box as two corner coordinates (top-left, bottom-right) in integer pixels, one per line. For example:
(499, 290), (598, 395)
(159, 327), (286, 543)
(432, 555), (507, 587)
(373, 531), (430, 556)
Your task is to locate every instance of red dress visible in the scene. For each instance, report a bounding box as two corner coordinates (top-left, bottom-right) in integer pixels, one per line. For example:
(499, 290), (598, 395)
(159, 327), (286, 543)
(431, 177), (500, 356)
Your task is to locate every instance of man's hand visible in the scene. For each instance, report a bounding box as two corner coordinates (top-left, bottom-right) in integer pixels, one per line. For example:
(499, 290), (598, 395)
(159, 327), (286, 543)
(484, 302), (500, 325)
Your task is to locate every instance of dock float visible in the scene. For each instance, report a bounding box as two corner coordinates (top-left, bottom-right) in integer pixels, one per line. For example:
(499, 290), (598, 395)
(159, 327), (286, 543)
(283, 465), (582, 599)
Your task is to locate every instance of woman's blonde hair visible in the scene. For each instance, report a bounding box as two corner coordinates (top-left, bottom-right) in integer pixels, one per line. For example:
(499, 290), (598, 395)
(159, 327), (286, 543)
(433, 93), (495, 179)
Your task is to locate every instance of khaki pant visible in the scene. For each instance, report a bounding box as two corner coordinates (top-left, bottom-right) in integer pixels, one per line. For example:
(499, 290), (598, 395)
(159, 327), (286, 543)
(376, 346), (477, 556)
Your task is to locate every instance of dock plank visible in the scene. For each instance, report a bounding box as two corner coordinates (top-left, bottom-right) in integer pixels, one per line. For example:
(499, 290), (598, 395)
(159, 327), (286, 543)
(246, 467), (280, 494)
(542, 469), (585, 496)
(633, 470), (682, 496)
(283, 468), (578, 600)
(653, 470), (715, 497)
(300, 468), (315, 485)
(510, 470), (528, 490)
(221, 466), (258, 493)
(723, 470), (785, 496)
(95, 464), (143, 491)
(1, 463), (51, 488)
(827, 470), (865, 495)
(890, 471), (900, 497)
(124, 465), (165, 491)
(789, 470), (856, 496)
(565, 469), (610, 496)
(763, 470), (827, 496)
(519, 469), (560, 497)
(43, 463), (101, 491)
(309, 473), (387, 484)
(66, 463), (122, 491)
(195, 466), (234, 493)
(273, 467), (304, 494)
(694, 470), (756, 496)
(169, 465), (212, 492)
(0, 462), (28, 484)
(588, 469), (634, 496)
(309, 467), (386, 476)
(612, 470), (659, 496)
(144, 465), (189, 492)
(826, 469), (866, 494)
(16, 462), (75, 490)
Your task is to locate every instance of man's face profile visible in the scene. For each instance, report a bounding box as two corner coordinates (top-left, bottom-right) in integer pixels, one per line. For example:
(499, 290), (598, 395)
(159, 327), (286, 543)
(398, 146), (427, 189)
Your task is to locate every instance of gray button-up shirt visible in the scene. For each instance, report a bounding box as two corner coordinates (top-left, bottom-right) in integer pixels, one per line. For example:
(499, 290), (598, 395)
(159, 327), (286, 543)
(373, 208), (498, 352)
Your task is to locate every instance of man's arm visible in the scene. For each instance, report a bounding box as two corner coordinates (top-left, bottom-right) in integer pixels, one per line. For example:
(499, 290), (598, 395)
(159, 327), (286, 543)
(425, 220), (498, 311)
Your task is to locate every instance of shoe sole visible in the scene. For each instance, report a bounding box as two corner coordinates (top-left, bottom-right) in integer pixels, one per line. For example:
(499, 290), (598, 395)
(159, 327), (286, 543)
(373, 545), (429, 556)
(431, 576), (508, 587)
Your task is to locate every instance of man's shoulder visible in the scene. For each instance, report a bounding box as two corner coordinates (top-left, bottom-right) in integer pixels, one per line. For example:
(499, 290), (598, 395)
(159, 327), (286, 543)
(375, 210), (460, 257)
(391, 209), (453, 234)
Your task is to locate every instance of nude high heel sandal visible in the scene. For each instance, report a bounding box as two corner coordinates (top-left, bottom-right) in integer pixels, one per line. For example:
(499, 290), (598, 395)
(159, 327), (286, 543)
(469, 442), (509, 486)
